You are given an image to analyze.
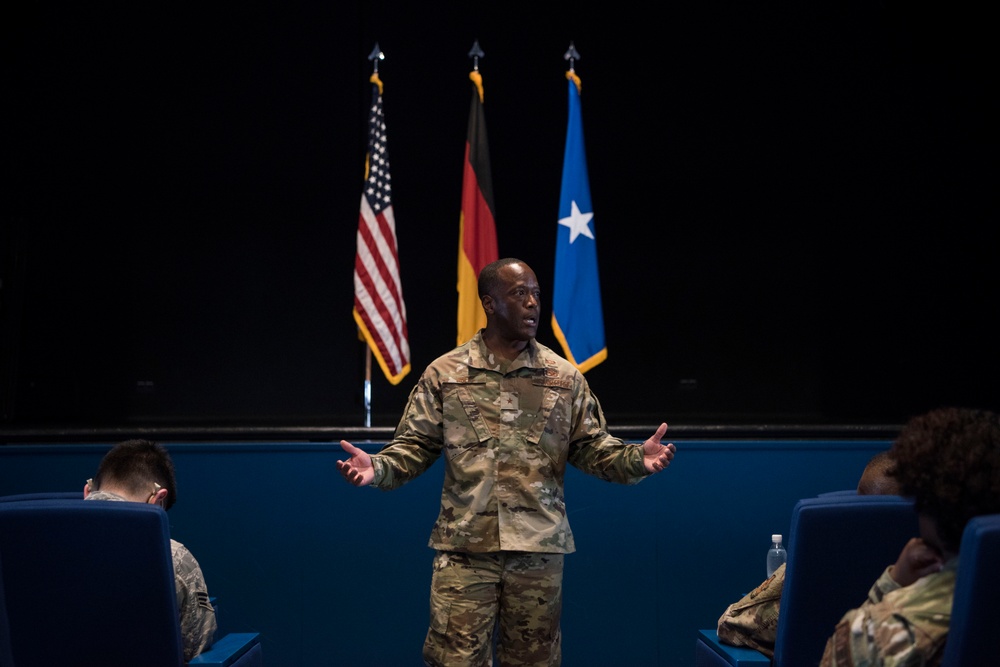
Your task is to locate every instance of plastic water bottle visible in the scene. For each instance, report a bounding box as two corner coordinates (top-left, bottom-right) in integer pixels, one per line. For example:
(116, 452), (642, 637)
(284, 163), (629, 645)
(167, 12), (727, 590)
(766, 534), (787, 578)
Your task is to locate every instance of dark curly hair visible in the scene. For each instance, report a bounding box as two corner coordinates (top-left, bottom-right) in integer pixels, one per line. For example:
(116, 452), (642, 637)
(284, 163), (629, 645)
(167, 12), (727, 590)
(890, 407), (1000, 553)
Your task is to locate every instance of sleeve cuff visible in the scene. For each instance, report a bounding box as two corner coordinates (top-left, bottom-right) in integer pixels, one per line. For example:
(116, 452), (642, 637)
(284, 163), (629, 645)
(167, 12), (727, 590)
(370, 455), (387, 487)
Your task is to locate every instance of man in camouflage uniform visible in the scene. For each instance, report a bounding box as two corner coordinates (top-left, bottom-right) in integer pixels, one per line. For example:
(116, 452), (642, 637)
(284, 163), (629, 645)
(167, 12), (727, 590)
(820, 407), (1000, 666)
(716, 450), (900, 658)
(85, 439), (218, 663)
(338, 257), (677, 667)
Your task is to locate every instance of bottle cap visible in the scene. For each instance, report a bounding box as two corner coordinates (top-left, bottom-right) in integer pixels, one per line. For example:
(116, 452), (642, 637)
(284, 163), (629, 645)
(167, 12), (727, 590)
(772, 534), (782, 543)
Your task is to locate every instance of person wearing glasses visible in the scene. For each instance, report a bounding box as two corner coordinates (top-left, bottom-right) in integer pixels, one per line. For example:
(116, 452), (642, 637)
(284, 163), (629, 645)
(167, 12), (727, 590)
(85, 438), (217, 662)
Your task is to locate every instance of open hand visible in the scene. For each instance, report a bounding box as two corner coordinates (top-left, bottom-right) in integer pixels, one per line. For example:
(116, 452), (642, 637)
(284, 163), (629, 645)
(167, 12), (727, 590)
(643, 422), (677, 474)
(336, 440), (375, 487)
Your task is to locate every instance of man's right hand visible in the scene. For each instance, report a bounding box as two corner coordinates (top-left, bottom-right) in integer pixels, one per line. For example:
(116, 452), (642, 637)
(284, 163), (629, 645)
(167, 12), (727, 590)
(336, 440), (375, 487)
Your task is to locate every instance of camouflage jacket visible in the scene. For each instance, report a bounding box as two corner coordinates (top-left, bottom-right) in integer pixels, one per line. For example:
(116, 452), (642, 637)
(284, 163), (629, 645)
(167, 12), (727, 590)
(716, 562), (784, 658)
(820, 558), (957, 667)
(370, 332), (651, 553)
(85, 491), (218, 662)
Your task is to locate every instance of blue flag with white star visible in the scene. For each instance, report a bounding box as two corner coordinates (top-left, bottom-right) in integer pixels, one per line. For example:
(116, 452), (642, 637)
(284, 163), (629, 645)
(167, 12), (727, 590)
(552, 73), (606, 373)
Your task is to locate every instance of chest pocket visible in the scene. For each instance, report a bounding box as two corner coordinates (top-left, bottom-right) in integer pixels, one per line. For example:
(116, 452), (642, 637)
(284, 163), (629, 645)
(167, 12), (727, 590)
(524, 376), (573, 445)
(441, 382), (494, 451)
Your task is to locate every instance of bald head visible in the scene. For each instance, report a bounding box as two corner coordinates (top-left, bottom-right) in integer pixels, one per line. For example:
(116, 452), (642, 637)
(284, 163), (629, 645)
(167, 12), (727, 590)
(857, 450), (900, 496)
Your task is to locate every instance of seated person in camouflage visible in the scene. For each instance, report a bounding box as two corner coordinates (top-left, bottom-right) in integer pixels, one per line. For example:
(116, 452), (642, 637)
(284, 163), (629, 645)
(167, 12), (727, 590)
(820, 407), (1000, 666)
(716, 450), (899, 658)
(84, 438), (218, 662)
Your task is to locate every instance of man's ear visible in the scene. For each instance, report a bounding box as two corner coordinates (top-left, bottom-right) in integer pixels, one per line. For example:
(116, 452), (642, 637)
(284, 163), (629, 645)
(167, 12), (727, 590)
(83, 482), (91, 499)
(152, 487), (169, 508)
(481, 295), (494, 314)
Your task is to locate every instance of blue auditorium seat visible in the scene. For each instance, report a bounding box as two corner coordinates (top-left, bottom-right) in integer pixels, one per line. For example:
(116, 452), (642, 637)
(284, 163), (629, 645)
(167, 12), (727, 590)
(0, 550), (13, 667)
(696, 494), (919, 667)
(0, 498), (261, 667)
(940, 513), (1000, 667)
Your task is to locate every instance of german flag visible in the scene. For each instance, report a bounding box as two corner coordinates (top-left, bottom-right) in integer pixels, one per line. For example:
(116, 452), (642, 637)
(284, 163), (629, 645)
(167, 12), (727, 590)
(456, 55), (497, 345)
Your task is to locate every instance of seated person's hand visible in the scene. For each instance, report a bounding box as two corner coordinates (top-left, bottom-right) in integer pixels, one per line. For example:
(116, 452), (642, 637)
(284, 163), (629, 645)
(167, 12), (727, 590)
(889, 537), (943, 587)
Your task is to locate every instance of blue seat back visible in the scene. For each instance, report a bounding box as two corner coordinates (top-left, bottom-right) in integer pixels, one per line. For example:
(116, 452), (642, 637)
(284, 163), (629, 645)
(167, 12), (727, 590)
(0, 491), (82, 502)
(941, 513), (1000, 667)
(0, 499), (185, 667)
(0, 550), (13, 667)
(773, 494), (919, 667)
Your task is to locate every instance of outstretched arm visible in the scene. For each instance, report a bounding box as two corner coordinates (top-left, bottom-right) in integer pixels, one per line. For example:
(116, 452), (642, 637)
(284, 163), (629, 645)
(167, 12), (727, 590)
(336, 440), (375, 487)
(643, 422), (677, 474)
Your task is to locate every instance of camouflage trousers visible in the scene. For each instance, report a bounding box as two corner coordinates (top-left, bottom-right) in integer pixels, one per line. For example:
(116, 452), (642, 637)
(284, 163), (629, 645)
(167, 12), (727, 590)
(422, 550), (564, 667)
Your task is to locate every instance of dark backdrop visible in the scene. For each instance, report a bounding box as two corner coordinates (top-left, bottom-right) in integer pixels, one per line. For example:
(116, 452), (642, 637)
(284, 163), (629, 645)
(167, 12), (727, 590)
(3, 1), (996, 430)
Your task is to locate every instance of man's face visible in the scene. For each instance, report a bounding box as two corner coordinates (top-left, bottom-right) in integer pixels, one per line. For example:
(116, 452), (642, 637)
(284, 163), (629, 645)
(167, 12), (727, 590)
(488, 262), (540, 342)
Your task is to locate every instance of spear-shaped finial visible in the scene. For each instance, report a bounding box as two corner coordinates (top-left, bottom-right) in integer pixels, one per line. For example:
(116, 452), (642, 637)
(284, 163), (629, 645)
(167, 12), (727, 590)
(563, 41), (581, 72)
(368, 42), (384, 74)
(468, 40), (485, 71)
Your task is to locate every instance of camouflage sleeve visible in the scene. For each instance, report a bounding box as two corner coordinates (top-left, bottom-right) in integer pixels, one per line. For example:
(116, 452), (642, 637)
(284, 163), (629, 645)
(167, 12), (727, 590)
(869, 563), (903, 602)
(371, 377), (445, 490)
(819, 565), (952, 667)
(716, 564), (784, 659)
(565, 381), (648, 484)
(172, 540), (218, 663)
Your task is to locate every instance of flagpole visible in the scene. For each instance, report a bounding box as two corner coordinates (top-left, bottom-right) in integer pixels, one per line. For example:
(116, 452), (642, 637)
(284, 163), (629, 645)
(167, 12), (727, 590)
(361, 42), (380, 429)
(364, 346), (372, 427)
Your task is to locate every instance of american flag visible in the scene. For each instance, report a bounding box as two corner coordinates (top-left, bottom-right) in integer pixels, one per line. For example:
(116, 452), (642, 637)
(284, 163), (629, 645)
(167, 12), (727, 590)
(352, 74), (410, 385)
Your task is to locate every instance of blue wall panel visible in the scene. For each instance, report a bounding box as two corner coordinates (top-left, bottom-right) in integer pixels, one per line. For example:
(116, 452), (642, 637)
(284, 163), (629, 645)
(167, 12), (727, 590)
(0, 439), (893, 666)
